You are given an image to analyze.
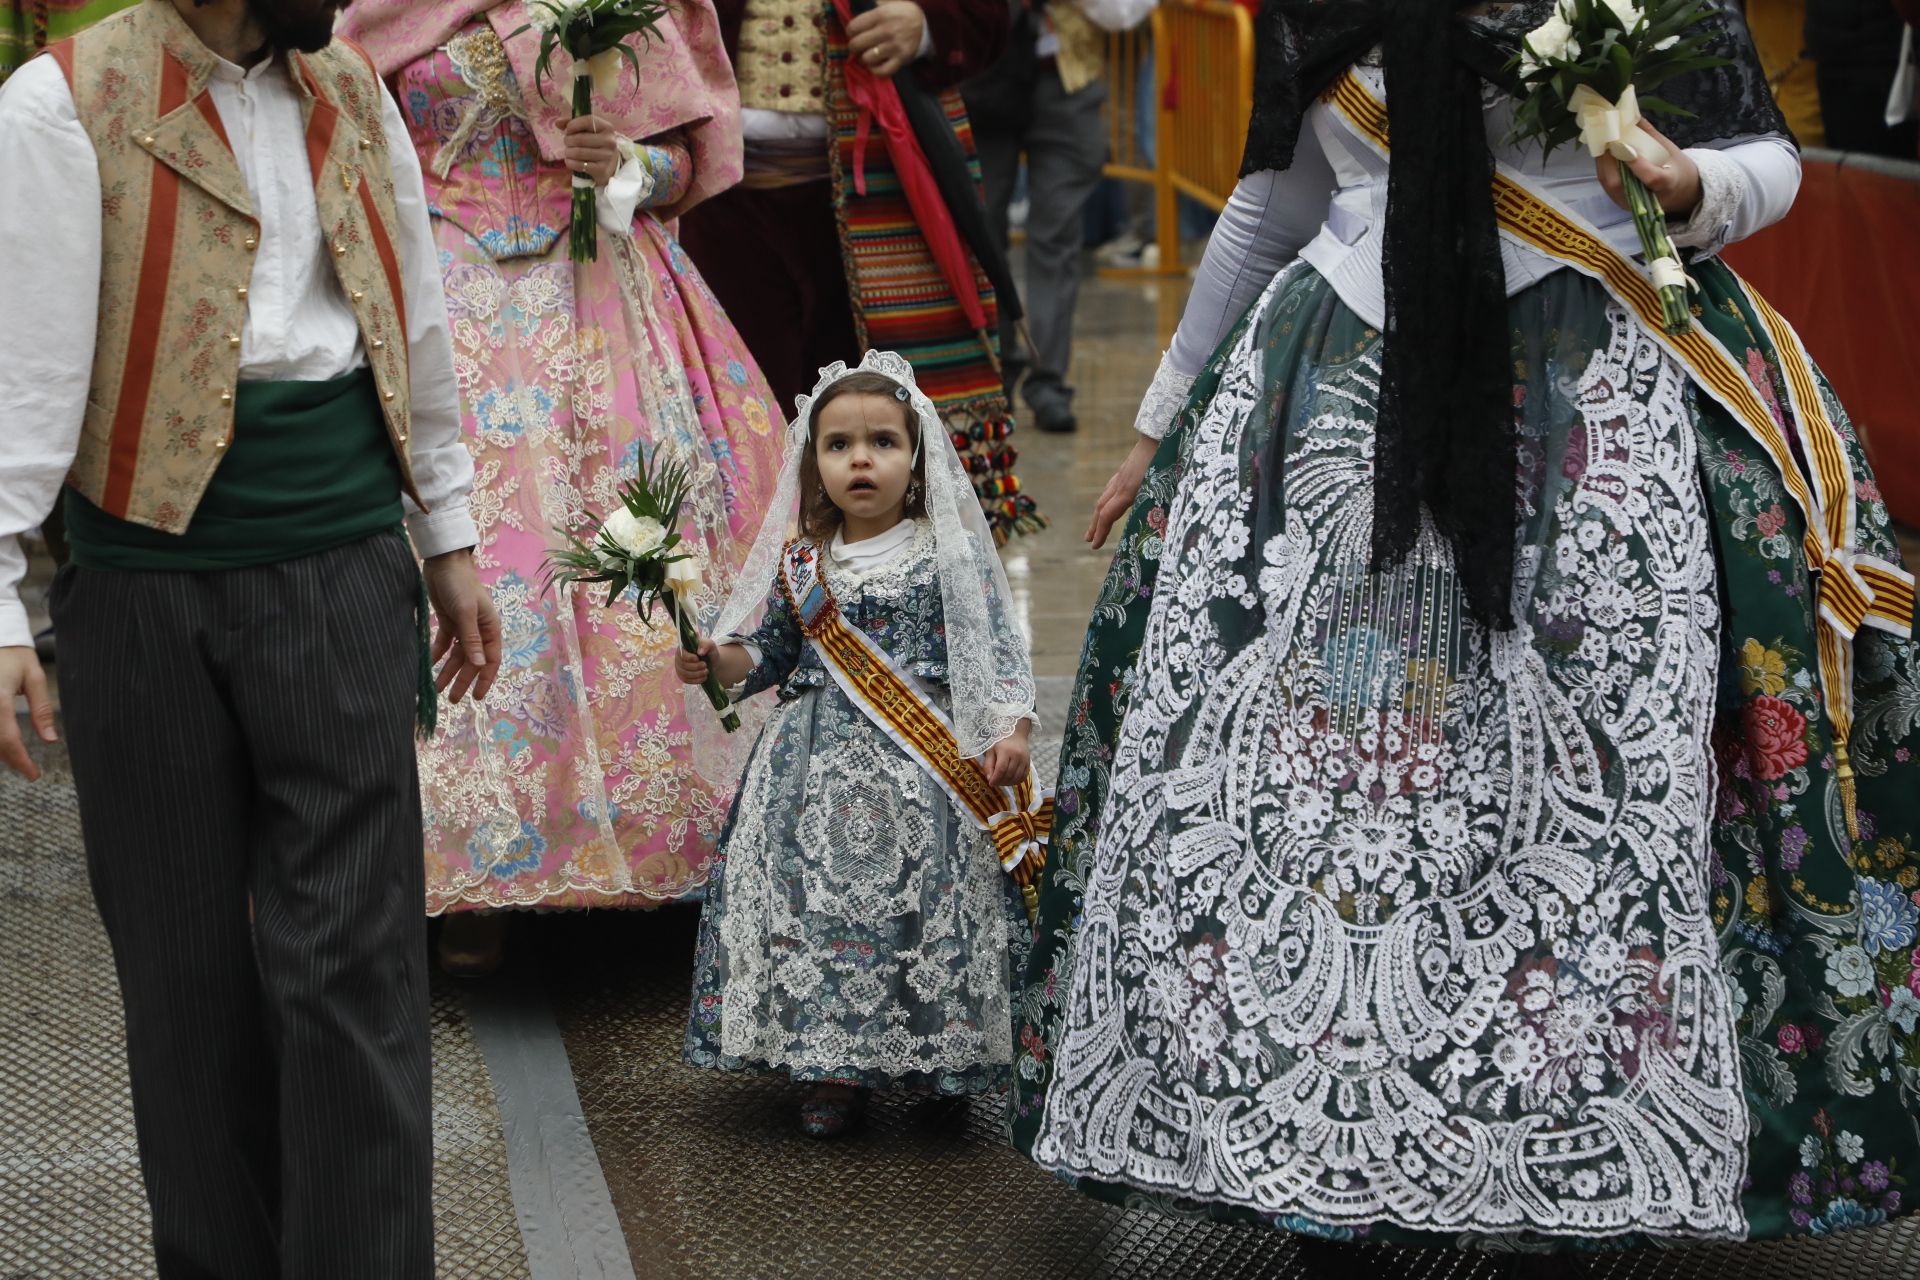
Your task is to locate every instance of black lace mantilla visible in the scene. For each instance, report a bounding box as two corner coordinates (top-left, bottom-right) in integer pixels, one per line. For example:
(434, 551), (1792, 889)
(1238, 0), (1789, 629)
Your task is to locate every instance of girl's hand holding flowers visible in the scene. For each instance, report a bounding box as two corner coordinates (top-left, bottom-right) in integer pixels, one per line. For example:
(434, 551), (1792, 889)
(1594, 118), (1701, 217)
(563, 114), (623, 188)
(674, 637), (714, 685)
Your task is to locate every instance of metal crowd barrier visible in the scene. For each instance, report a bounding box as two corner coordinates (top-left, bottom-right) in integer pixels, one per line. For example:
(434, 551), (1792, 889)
(1100, 0), (1256, 278)
(1724, 147), (1920, 528)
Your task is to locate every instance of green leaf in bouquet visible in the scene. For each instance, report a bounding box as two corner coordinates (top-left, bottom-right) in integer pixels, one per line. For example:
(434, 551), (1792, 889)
(1635, 94), (1698, 120)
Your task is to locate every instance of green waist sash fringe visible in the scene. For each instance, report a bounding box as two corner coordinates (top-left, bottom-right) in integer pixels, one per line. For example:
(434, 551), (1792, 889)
(63, 369), (438, 736)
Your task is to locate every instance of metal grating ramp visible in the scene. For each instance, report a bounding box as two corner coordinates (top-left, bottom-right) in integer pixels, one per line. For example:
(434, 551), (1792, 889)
(0, 740), (530, 1279)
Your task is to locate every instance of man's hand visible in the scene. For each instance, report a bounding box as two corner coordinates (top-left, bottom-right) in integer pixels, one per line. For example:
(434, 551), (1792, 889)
(424, 549), (501, 705)
(979, 719), (1033, 788)
(1, 645), (55, 782)
(848, 0), (927, 78)
(1596, 121), (1702, 219)
(1086, 434), (1159, 550)
(563, 114), (623, 188)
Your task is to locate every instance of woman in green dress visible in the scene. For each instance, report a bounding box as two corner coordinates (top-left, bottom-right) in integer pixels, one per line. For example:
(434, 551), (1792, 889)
(1010, 0), (1920, 1256)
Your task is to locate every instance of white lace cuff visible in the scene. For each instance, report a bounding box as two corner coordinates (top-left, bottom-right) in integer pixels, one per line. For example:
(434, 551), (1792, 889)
(1668, 147), (1747, 255)
(1134, 350), (1196, 441)
(595, 138), (653, 236)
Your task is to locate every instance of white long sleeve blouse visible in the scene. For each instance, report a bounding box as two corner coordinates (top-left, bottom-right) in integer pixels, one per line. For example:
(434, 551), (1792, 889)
(0, 49), (478, 649)
(1134, 62), (1803, 439)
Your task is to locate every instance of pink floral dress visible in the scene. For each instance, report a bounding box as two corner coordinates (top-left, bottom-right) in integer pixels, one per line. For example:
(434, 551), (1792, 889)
(396, 25), (783, 911)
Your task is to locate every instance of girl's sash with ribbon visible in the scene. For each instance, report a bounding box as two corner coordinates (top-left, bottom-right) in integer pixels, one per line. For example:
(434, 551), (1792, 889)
(1323, 71), (1916, 837)
(780, 540), (1053, 918)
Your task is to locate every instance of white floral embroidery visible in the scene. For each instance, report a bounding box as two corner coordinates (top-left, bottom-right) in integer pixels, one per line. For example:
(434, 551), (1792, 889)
(1031, 283), (1750, 1238)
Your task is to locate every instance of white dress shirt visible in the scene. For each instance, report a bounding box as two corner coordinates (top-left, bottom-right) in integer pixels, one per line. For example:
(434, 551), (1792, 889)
(0, 48), (478, 649)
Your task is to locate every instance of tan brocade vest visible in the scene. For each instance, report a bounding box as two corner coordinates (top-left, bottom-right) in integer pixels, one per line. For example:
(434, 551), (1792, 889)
(1049, 4), (1102, 97)
(735, 0), (827, 115)
(49, 0), (420, 534)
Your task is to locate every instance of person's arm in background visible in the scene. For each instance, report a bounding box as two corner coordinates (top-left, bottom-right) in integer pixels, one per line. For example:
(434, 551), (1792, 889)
(911, 0), (1011, 86)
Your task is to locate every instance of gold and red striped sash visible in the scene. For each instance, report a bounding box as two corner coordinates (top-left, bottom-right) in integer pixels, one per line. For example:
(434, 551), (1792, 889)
(781, 540), (1051, 917)
(1321, 70), (1914, 831)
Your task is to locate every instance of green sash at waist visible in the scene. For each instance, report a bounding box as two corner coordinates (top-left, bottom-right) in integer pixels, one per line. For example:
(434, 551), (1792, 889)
(64, 368), (404, 572)
(63, 369), (439, 737)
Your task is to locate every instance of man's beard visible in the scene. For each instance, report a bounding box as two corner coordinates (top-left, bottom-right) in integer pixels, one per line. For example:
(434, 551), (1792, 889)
(250, 0), (346, 54)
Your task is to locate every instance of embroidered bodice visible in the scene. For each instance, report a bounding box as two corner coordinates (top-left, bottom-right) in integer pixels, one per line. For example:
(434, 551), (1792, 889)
(393, 24), (692, 260)
(735, 520), (949, 700)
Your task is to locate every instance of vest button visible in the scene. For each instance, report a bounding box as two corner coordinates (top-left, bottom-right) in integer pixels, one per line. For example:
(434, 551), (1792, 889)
(227, 334), (241, 349)
(383, 390), (397, 403)
(333, 243), (346, 257)
(243, 237), (258, 250)
(359, 139), (373, 151)
(140, 135), (156, 147)
(236, 286), (248, 300)
(351, 290), (365, 302)
(219, 390), (232, 405)
(213, 437), (228, 450)
(371, 338), (386, 350)
(397, 432), (409, 443)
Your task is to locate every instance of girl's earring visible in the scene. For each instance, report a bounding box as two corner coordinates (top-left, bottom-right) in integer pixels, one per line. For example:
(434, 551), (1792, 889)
(906, 479), (923, 504)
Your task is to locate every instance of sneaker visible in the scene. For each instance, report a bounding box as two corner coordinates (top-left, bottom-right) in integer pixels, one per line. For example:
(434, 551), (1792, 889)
(1093, 232), (1147, 269)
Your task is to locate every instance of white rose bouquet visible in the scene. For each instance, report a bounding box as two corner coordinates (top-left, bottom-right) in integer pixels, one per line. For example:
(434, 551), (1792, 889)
(1508, 0), (1727, 334)
(545, 452), (740, 732)
(511, 0), (673, 263)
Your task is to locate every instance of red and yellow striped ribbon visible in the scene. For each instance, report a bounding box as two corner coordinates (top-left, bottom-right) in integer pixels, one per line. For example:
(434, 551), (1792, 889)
(1323, 70), (1916, 836)
(783, 543), (1052, 917)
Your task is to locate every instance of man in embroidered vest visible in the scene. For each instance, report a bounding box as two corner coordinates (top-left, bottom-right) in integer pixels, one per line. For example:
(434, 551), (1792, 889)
(0, 1), (500, 1275)
(678, 0), (1052, 541)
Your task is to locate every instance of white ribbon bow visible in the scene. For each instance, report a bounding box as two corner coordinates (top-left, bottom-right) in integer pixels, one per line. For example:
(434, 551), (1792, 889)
(1568, 83), (1669, 164)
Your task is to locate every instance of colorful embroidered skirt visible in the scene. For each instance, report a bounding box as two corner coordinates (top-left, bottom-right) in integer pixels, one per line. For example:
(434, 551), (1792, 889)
(1010, 261), (1920, 1247)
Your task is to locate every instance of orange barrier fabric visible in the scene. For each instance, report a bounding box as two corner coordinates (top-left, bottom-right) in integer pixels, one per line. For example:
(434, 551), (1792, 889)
(1724, 155), (1920, 527)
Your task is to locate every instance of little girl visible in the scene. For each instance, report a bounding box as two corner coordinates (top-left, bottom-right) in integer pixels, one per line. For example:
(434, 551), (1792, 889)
(678, 352), (1043, 1138)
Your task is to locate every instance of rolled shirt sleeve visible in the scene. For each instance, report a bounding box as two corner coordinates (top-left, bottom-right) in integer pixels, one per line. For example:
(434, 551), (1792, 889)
(380, 80), (479, 561)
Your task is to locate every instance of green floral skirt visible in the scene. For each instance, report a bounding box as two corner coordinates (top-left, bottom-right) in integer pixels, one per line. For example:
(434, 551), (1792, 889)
(1008, 261), (1920, 1248)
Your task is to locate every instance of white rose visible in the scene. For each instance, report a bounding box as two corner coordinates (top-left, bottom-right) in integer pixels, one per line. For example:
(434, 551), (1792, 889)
(602, 508), (668, 560)
(527, 0), (588, 34)
(1597, 0), (1643, 30)
(1521, 14), (1580, 75)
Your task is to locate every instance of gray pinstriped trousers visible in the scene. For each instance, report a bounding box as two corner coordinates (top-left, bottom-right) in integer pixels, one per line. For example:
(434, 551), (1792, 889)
(50, 532), (434, 1280)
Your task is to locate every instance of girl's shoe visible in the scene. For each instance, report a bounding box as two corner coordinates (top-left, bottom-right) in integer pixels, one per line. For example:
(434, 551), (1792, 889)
(437, 911), (509, 977)
(798, 1085), (867, 1139)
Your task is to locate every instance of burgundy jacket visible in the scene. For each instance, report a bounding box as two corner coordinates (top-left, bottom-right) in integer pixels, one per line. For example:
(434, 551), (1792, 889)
(711, 0), (1011, 91)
